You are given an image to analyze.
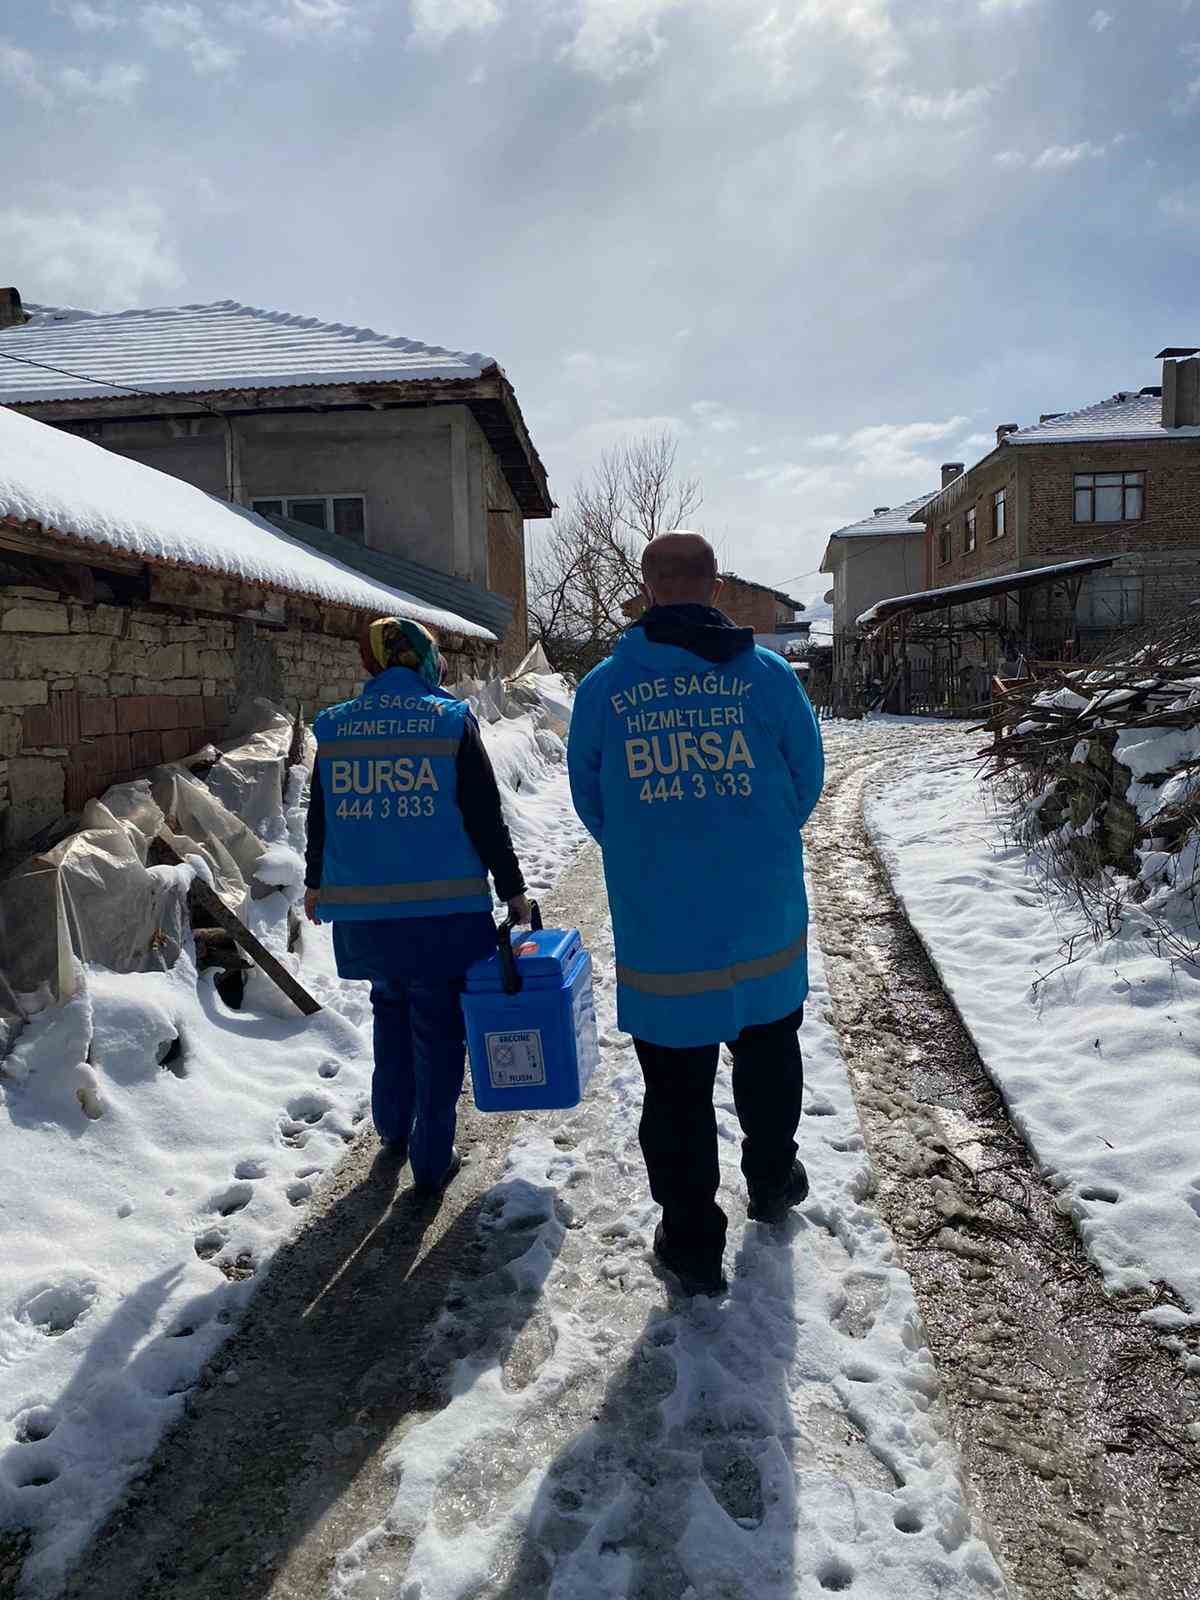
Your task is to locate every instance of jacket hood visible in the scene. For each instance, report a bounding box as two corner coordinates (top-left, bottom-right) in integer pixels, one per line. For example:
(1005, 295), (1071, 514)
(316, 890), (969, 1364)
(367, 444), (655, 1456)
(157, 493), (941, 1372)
(632, 603), (756, 665)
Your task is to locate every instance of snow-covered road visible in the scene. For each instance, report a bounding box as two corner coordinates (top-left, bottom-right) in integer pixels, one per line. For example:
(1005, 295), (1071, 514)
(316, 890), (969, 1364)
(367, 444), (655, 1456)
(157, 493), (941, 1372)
(331, 841), (1007, 1600)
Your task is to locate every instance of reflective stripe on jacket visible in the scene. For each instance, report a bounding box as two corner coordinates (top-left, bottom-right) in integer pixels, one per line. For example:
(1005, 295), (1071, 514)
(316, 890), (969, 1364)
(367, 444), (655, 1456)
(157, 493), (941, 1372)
(568, 628), (824, 1046)
(313, 666), (492, 922)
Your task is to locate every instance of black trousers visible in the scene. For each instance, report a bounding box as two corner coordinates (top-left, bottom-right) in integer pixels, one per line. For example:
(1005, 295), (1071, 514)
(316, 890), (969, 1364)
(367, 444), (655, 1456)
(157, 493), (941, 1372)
(633, 1007), (805, 1256)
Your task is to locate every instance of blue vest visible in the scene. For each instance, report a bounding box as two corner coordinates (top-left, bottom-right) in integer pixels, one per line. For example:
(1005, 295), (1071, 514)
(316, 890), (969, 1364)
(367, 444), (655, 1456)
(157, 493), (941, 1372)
(568, 630), (824, 1047)
(313, 667), (492, 922)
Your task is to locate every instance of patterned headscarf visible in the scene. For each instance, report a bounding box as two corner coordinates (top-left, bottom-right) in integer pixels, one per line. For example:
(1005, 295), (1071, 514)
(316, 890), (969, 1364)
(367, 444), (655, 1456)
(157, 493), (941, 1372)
(361, 617), (444, 688)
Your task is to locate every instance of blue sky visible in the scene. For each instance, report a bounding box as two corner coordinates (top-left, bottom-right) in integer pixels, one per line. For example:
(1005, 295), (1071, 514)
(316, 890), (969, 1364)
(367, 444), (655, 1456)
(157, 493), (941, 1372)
(2, 0), (1198, 599)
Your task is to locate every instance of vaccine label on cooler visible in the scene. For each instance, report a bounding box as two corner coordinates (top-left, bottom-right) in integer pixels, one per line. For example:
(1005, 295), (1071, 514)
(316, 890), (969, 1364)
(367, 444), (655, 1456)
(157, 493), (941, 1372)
(485, 1029), (547, 1089)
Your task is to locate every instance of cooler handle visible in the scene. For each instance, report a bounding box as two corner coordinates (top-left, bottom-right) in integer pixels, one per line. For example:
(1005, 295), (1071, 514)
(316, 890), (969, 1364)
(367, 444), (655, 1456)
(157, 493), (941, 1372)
(496, 899), (543, 995)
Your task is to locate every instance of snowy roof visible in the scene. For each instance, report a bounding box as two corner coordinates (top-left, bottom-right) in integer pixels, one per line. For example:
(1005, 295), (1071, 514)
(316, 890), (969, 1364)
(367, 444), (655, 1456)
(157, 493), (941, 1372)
(827, 493), (937, 540)
(856, 556), (1115, 628)
(0, 405), (494, 640)
(1004, 390), (1200, 445)
(0, 301), (491, 405)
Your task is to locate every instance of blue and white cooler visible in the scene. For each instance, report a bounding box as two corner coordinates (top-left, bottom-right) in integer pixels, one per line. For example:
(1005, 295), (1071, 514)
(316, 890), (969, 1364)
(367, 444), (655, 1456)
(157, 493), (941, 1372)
(462, 903), (601, 1112)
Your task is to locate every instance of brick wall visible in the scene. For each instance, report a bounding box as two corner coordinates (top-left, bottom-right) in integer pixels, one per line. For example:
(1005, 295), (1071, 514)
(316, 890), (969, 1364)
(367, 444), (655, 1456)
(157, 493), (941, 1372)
(0, 581), (497, 853)
(719, 578), (793, 635)
(924, 455), (1020, 591)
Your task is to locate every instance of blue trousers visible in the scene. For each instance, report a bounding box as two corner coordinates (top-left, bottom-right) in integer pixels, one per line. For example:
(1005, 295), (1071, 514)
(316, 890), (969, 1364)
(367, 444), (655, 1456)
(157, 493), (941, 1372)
(369, 979), (466, 1186)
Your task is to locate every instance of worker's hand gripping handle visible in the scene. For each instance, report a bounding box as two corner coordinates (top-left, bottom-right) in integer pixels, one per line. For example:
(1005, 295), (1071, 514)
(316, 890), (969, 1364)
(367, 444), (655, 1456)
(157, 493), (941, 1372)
(496, 899), (543, 996)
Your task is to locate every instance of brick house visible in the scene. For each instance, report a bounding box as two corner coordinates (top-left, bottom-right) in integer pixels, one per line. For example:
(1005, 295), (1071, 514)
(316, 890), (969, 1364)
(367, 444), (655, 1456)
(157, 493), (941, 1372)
(0, 403), (494, 852)
(908, 352), (1200, 662)
(623, 571), (805, 637)
(0, 292), (552, 669)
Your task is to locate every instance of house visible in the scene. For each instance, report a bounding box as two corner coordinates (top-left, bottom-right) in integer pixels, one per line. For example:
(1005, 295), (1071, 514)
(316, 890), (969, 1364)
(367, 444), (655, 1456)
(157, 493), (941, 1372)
(0, 403), (495, 851)
(818, 490), (939, 688)
(906, 352), (1200, 664)
(0, 290), (553, 669)
(623, 571), (806, 644)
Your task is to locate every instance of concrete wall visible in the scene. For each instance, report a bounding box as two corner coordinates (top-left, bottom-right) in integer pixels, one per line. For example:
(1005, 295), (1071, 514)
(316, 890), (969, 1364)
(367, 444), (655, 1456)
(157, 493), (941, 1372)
(827, 534), (927, 645)
(64, 403), (524, 612)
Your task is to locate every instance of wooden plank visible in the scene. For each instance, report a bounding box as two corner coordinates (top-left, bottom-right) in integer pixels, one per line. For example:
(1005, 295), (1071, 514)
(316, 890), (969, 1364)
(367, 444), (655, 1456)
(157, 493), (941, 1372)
(154, 833), (322, 1016)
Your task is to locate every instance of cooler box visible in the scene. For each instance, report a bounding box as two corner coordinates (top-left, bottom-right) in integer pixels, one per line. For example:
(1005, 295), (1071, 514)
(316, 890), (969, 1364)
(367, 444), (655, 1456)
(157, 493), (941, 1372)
(462, 910), (600, 1112)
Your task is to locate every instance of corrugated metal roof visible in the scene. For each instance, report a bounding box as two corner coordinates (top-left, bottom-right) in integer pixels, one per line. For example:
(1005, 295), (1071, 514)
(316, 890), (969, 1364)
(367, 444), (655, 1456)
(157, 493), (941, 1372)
(264, 513), (513, 637)
(857, 557), (1116, 628)
(0, 300), (491, 404)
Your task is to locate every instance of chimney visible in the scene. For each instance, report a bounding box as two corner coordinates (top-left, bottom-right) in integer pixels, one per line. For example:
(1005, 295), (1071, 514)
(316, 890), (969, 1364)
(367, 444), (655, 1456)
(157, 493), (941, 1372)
(0, 288), (26, 329)
(1162, 354), (1200, 429)
(995, 424), (1019, 446)
(873, 506), (890, 515)
(941, 462), (963, 488)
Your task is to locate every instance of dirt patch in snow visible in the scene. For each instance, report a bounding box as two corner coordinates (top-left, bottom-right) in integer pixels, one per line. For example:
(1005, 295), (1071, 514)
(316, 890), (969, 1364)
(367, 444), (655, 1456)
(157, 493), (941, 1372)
(810, 722), (1200, 1600)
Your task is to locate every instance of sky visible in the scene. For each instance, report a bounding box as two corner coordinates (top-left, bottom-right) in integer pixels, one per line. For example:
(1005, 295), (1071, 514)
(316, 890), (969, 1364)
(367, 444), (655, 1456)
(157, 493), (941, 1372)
(2, 0), (1199, 603)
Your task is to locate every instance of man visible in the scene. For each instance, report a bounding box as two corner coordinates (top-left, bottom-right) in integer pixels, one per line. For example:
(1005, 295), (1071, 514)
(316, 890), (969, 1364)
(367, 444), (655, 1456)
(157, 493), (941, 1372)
(568, 533), (824, 1294)
(304, 615), (530, 1196)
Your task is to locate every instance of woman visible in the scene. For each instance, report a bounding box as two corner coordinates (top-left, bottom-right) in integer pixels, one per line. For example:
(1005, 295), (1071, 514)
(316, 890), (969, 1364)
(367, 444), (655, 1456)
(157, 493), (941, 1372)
(304, 616), (530, 1195)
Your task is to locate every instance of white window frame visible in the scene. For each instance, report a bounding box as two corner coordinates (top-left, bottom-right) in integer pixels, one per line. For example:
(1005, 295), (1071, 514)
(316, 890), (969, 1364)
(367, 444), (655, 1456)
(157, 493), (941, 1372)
(251, 493), (368, 540)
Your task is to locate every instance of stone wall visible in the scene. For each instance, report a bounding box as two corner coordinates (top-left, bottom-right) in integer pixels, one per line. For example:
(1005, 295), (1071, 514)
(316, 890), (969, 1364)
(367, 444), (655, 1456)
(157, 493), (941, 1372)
(0, 577), (497, 854)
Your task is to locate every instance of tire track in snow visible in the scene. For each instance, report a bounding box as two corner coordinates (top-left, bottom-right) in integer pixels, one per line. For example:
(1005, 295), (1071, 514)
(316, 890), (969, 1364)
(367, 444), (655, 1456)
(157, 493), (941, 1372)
(810, 720), (1200, 1600)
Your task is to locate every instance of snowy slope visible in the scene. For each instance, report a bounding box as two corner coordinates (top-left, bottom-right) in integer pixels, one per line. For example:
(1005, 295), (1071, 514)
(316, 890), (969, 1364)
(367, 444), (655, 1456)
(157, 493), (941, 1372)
(0, 405), (491, 640)
(868, 747), (1200, 1324)
(0, 701), (579, 1595)
(333, 894), (1007, 1600)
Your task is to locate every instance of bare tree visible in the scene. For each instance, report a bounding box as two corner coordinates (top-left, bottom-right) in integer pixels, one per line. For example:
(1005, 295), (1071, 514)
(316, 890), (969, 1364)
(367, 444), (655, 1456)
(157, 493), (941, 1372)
(529, 431), (702, 677)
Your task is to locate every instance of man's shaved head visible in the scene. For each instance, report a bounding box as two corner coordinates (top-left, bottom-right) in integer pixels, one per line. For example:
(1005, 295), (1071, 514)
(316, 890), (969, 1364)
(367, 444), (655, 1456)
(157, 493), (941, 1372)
(641, 530), (720, 605)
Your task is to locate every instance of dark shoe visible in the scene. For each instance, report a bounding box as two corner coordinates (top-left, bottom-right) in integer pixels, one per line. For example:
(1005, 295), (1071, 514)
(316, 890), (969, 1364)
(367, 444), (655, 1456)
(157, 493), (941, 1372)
(652, 1222), (727, 1297)
(412, 1148), (463, 1201)
(747, 1159), (809, 1224)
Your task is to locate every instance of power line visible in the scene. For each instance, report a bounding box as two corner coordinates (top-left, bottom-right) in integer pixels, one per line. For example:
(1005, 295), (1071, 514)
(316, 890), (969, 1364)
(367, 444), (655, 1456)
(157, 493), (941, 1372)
(0, 346), (223, 419)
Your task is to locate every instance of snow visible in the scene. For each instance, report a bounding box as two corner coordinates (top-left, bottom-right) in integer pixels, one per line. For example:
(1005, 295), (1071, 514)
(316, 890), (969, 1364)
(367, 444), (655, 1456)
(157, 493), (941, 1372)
(0, 404), (492, 640)
(0, 682), (579, 1594)
(0, 301), (490, 405)
(332, 897), (1004, 1598)
(868, 738), (1200, 1317)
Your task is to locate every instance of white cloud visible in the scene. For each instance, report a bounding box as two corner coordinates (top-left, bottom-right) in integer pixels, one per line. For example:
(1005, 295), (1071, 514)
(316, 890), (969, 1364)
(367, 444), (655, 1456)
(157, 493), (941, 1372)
(1160, 185), (1200, 223)
(252, 0), (357, 36)
(0, 38), (144, 104)
(978, 0), (1038, 12)
(58, 61), (145, 102)
(411, 0), (501, 44)
(1090, 8), (1114, 29)
(691, 399), (740, 433)
(562, 0), (681, 81)
(141, 3), (242, 73)
(565, 349), (645, 381)
(993, 149), (1026, 167)
(64, 2), (123, 29)
(0, 41), (48, 102)
(0, 195), (182, 309)
(741, 0), (903, 91)
(749, 417), (969, 500)
(868, 82), (994, 121)
(567, 413), (688, 454)
(1032, 139), (1107, 168)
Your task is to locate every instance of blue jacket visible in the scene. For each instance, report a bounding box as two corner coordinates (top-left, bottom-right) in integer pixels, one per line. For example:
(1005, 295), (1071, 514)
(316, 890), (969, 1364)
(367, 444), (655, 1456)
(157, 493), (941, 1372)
(313, 667), (494, 923)
(568, 607), (824, 1047)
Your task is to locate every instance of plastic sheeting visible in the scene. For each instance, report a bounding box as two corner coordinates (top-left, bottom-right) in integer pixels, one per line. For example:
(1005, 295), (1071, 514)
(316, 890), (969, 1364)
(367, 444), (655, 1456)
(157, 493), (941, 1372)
(0, 702), (303, 1054)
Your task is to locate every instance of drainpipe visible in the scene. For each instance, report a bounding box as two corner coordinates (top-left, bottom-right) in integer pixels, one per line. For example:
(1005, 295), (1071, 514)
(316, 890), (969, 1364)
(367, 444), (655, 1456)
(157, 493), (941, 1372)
(222, 414), (246, 504)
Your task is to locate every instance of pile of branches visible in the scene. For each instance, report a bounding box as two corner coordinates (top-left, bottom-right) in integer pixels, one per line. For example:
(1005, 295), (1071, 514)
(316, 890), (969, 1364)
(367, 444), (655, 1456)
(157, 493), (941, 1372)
(978, 601), (1200, 964)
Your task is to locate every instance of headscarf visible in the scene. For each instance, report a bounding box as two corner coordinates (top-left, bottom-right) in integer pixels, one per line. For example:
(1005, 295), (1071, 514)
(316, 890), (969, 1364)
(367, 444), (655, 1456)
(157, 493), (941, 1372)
(360, 616), (444, 689)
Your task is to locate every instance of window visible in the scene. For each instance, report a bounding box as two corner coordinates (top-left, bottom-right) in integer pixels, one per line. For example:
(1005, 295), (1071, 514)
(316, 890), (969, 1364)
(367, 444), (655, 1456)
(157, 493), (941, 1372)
(1076, 573), (1143, 629)
(964, 507), (977, 554)
(1073, 471), (1143, 524)
(251, 495), (366, 541)
(991, 489), (1006, 541)
(938, 523), (952, 566)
